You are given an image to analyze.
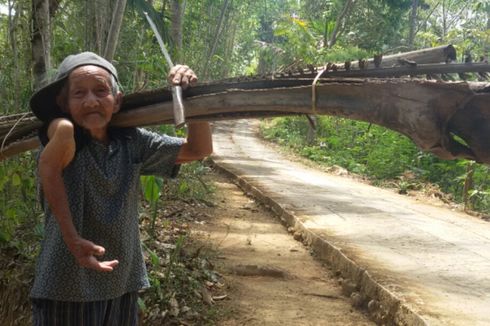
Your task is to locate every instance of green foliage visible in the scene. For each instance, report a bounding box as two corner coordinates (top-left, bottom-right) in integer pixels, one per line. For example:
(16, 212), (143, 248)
(141, 230), (220, 324)
(141, 175), (163, 237)
(320, 45), (371, 63)
(0, 152), (42, 324)
(261, 116), (490, 213)
(0, 153), (41, 245)
(274, 15), (318, 63)
(345, 0), (412, 51)
(163, 162), (214, 201)
(414, 0), (489, 57)
(140, 158), (214, 238)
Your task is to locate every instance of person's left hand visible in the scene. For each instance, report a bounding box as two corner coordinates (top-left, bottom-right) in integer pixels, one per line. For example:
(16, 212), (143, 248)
(65, 235), (119, 272)
(168, 65), (198, 89)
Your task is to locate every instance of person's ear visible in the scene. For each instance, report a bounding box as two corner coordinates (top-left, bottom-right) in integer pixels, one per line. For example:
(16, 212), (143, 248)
(113, 91), (123, 113)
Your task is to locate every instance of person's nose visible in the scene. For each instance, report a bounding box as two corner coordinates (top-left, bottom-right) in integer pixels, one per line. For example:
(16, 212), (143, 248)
(83, 91), (98, 108)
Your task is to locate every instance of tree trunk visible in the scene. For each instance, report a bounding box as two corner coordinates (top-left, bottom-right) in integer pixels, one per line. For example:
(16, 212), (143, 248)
(441, 0), (447, 42)
(94, 0), (111, 54)
(488, 5), (490, 30)
(306, 115), (317, 144)
(202, 0), (231, 80)
(328, 0), (354, 48)
(85, 0), (99, 51)
(170, 0), (185, 63)
(486, 5), (490, 61)
(222, 16), (237, 78)
(408, 0), (419, 49)
(131, 0), (154, 91)
(7, 0), (19, 113)
(103, 0), (127, 61)
(323, 15), (329, 49)
(31, 0), (52, 90)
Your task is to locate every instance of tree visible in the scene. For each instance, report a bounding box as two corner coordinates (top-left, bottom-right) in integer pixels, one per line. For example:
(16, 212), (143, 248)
(408, 0), (419, 49)
(31, 0), (60, 89)
(328, 0), (355, 48)
(6, 0), (20, 112)
(170, 0), (185, 62)
(201, 0), (230, 80)
(104, 0), (128, 61)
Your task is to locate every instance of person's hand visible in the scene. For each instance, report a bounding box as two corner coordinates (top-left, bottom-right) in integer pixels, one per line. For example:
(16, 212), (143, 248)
(168, 65), (198, 89)
(65, 236), (119, 272)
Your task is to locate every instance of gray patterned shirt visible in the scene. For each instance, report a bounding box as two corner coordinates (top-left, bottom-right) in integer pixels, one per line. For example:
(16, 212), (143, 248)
(31, 128), (184, 302)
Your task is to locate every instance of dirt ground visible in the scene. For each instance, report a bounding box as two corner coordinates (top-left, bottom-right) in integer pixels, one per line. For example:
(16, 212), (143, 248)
(194, 171), (373, 326)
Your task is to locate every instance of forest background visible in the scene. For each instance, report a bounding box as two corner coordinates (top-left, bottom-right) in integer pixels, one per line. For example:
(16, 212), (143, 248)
(0, 0), (489, 323)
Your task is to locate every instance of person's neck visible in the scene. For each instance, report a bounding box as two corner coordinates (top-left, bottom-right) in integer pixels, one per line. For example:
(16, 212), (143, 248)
(88, 128), (109, 144)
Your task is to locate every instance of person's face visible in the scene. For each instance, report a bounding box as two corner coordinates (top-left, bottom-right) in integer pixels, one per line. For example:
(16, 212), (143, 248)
(63, 65), (122, 140)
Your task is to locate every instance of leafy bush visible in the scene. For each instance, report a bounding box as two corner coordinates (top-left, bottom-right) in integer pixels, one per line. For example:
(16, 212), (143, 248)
(0, 153), (42, 325)
(0, 153), (41, 246)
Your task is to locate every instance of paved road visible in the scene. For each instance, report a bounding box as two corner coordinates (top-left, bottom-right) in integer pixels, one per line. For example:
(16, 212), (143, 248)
(211, 120), (490, 326)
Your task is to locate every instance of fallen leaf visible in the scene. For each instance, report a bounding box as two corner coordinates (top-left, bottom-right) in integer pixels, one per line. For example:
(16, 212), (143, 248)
(212, 294), (228, 301)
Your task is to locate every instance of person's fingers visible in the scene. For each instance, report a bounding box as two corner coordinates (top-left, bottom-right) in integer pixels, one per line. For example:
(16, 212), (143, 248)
(182, 70), (198, 89)
(82, 257), (119, 272)
(172, 74), (182, 85)
(180, 75), (190, 89)
(169, 65), (185, 84)
(92, 244), (106, 256)
(188, 73), (198, 86)
(168, 65), (197, 87)
(98, 260), (119, 272)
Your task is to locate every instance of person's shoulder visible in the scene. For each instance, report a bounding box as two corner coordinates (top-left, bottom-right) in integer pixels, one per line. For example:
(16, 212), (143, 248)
(133, 127), (172, 143)
(125, 127), (184, 146)
(118, 127), (160, 151)
(135, 127), (159, 138)
(109, 127), (139, 141)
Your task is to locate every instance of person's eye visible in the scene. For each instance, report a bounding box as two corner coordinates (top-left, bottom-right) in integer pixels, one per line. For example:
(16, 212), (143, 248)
(97, 88), (110, 95)
(72, 90), (84, 97)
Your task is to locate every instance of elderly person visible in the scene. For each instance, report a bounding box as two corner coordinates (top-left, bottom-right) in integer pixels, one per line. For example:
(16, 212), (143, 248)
(29, 52), (212, 325)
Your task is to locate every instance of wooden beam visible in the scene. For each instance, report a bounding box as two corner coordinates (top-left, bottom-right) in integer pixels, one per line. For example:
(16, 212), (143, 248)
(349, 44), (456, 69)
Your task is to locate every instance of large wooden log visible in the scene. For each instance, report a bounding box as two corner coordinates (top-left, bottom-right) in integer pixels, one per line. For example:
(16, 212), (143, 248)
(1, 73), (489, 164)
(110, 79), (490, 164)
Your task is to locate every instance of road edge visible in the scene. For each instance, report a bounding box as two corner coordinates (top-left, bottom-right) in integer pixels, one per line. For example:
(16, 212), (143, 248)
(209, 157), (428, 326)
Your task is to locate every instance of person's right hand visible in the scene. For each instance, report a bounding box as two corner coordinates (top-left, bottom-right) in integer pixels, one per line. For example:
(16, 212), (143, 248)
(167, 64), (198, 89)
(65, 236), (119, 272)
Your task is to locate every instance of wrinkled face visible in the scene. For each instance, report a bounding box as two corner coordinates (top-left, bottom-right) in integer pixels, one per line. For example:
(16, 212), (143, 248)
(60, 65), (122, 140)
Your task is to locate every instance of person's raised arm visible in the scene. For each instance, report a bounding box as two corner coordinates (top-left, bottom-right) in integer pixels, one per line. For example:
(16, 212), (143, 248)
(38, 118), (118, 272)
(168, 65), (213, 164)
(176, 121), (213, 164)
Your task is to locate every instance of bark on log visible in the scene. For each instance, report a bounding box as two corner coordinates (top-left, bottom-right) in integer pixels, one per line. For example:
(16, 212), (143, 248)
(0, 137), (40, 160)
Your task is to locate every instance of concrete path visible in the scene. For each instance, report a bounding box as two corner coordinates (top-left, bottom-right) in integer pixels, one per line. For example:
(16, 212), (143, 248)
(211, 120), (490, 326)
